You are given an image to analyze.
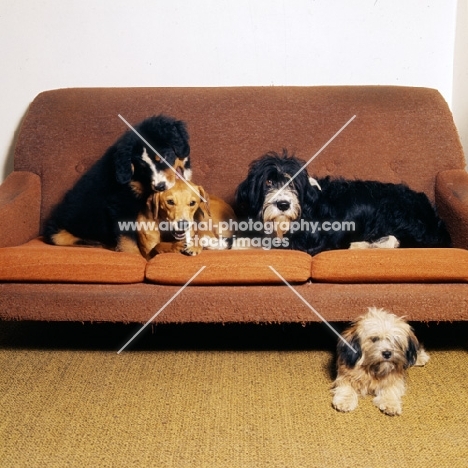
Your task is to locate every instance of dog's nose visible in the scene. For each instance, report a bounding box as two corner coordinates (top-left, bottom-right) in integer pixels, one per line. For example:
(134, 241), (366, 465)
(153, 182), (166, 192)
(382, 351), (392, 360)
(176, 220), (191, 232)
(276, 200), (290, 212)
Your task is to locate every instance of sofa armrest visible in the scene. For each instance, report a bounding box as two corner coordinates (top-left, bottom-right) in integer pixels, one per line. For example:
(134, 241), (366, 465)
(435, 169), (468, 249)
(0, 171), (41, 248)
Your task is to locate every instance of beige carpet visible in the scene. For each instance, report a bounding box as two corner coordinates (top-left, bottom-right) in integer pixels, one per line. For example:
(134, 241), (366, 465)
(0, 321), (467, 468)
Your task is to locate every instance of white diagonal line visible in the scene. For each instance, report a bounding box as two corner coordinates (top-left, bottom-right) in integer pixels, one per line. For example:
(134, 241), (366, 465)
(117, 266), (206, 354)
(118, 114), (207, 203)
(272, 115), (356, 201)
(268, 266), (357, 353)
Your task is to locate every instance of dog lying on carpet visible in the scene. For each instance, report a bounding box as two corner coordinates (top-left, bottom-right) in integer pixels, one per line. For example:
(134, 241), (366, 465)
(44, 115), (191, 254)
(234, 150), (451, 255)
(138, 178), (236, 258)
(332, 307), (429, 416)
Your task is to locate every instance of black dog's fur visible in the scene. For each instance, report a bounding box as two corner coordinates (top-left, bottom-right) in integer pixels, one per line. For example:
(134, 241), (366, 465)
(44, 114), (190, 253)
(235, 151), (451, 255)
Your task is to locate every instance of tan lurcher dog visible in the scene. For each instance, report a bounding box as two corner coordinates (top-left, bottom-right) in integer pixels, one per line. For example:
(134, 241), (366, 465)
(137, 178), (236, 259)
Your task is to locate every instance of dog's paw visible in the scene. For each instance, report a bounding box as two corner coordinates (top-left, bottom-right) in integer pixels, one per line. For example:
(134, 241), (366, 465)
(349, 235), (400, 250)
(349, 240), (373, 250)
(181, 243), (203, 256)
(374, 397), (402, 416)
(379, 403), (402, 416)
(332, 397), (358, 413)
(170, 241), (187, 254)
(202, 236), (231, 250)
(415, 348), (430, 366)
(373, 235), (400, 249)
(332, 386), (359, 412)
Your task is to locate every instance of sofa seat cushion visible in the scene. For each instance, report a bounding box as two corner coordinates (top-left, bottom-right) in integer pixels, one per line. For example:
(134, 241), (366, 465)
(145, 249), (312, 285)
(0, 238), (146, 283)
(310, 248), (468, 283)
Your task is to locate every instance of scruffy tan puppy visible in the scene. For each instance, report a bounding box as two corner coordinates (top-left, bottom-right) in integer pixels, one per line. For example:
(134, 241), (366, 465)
(332, 307), (429, 416)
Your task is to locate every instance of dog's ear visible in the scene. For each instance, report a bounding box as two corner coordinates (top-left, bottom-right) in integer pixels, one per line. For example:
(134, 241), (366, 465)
(405, 332), (419, 368)
(234, 178), (250, 217)
(301, 176), (321, 215)
(195, 187), (211, 220)
(173, 121), (190, 158)
(309, 177), (322, 191)
(114, 142), (135, 185)
(235, 174), (263, 219)
(148, 192), (160, 220)
(337, 328), (362, 368)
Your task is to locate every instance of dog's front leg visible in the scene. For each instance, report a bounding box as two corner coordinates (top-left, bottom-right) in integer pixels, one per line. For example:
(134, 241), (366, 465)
(332, 383), (359, 412)
(137, 229), (161, 259)
(373, 380), (405, 416)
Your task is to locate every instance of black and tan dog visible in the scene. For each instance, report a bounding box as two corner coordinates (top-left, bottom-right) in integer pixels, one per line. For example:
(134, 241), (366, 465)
(43, 115), (191, 254)
(138, 178), (236, 258)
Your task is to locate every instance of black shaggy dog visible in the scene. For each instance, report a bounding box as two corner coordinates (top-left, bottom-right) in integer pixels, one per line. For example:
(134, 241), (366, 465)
(235, 151), (451, 255)
(44, 114), (191, 253)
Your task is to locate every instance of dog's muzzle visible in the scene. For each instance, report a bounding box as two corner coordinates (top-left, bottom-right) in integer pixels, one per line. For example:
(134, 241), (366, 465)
(171, 220), (191, 241)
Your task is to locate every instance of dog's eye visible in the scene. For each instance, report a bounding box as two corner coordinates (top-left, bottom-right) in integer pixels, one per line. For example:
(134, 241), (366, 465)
(265, 179), (273, 187)
(189, 201), (196, 207)
(166, 199), (175, 206)
(370, 336), (380, 343)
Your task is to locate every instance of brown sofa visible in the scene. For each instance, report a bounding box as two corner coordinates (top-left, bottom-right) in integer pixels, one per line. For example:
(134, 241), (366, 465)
(1, 86), (468, 323)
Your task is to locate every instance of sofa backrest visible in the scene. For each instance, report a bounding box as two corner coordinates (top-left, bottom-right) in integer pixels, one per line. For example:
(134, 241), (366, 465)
(13, 86), (465, 229)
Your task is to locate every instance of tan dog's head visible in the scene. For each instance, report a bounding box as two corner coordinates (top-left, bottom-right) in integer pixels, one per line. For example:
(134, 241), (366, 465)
(149, 179), (210, 241)
(337, 307), (420, 378)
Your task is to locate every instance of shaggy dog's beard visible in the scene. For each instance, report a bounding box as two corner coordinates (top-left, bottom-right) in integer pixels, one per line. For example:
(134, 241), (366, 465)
(368, 361), (401, 379)
(262, 187), (301, 238)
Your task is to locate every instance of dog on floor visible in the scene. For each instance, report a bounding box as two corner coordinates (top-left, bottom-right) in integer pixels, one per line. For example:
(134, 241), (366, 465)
(332, 307), (429, 416)
(43, 114), (191, 254)
(138, 178), (236, 258)
(234, 150), (451, 255)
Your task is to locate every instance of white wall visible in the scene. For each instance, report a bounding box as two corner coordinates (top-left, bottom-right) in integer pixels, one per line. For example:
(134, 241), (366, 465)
(453, 0), (468, 159)
(0, 0), (461, 182)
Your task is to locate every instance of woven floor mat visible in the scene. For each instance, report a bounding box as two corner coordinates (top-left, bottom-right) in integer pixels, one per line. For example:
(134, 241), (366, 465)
(1, 321), (467, 467)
